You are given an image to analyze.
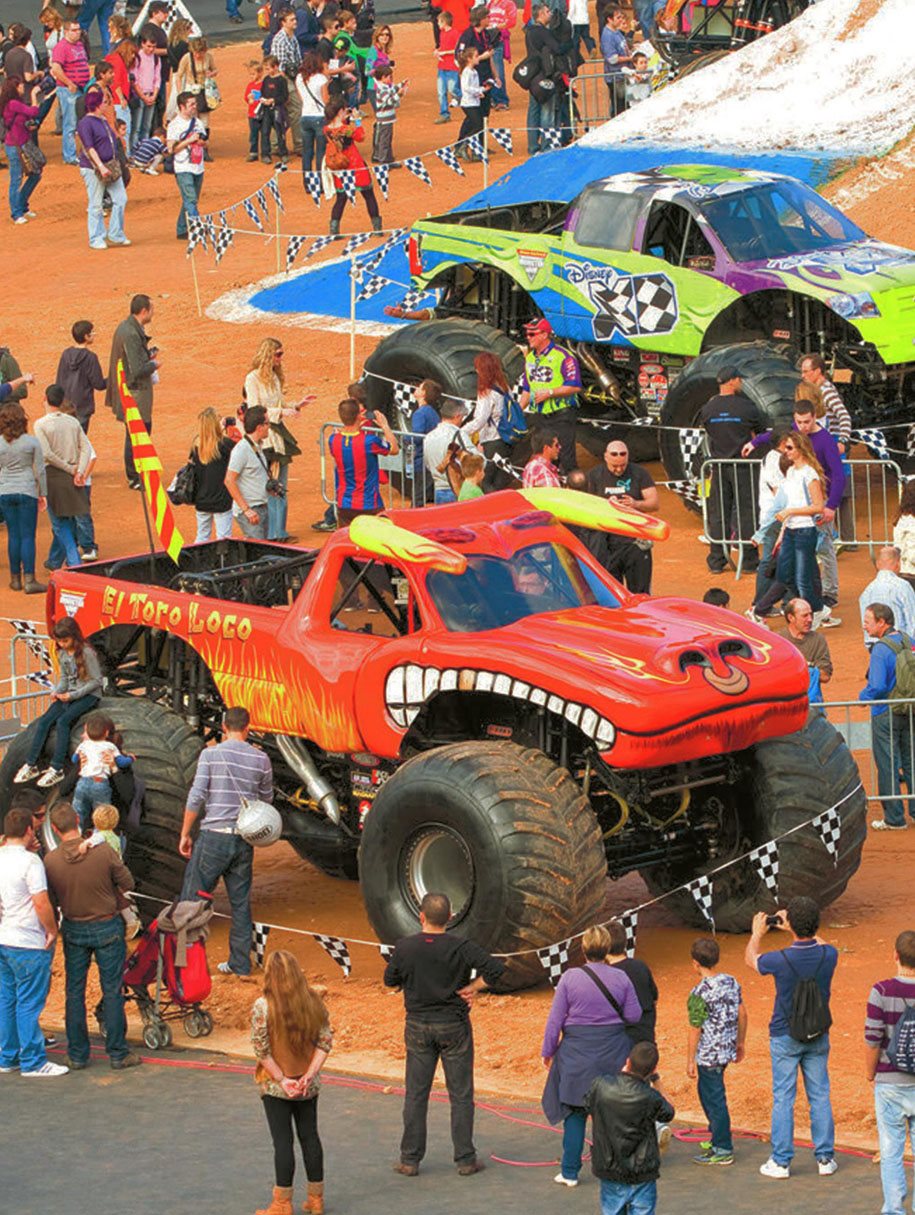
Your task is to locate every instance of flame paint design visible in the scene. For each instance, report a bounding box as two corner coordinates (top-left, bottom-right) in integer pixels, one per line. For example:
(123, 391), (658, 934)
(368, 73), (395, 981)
(520, 487), (670, 542)
(349, 514), (467, 574)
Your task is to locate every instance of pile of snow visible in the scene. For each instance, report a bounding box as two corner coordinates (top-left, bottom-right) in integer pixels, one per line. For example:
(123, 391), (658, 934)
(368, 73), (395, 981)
(582, 0), (915, 156)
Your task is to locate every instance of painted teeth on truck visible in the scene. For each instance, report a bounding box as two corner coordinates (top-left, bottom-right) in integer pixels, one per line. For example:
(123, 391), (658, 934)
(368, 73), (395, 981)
(382, 665), (616, 749)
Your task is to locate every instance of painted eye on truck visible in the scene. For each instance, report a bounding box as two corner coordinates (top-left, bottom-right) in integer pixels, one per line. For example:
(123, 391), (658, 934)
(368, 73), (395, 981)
(678, 650), (711, 673)
(718, 639), (752, 660)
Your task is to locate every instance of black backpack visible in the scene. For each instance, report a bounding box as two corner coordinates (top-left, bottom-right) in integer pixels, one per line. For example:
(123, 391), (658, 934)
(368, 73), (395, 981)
(887, 1001), (915, 1074)
(785, 949), (832, 1043)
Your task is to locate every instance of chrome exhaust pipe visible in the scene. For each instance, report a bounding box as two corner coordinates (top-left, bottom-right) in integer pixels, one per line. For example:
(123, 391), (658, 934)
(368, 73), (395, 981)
(274, 735), (341, 826)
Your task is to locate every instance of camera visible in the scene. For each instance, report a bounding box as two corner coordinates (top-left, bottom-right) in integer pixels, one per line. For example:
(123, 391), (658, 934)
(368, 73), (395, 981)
(765, 914), (781, 928)
(266, 477), (286, 499)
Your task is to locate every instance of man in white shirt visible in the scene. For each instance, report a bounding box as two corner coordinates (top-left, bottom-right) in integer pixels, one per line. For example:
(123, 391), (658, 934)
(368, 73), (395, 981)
(424, 398), (474, 505)
(860, 546), (915, 648)
(0, 808), (67, 1077)
(166, 92), (207, 241)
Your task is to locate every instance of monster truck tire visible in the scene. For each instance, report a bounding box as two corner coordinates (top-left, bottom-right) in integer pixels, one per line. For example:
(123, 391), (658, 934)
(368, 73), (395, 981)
(659, 341), (798, 504)
(359, 741), (606, 990)
(675, 49), (732, 79)
(640, 714), (866, 932)
(0, 697), (203, 902)
(576, 418), (659, 467)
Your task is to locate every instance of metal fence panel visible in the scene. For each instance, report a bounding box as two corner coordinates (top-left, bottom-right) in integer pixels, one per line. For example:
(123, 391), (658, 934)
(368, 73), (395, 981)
(813, 698), (915, 809)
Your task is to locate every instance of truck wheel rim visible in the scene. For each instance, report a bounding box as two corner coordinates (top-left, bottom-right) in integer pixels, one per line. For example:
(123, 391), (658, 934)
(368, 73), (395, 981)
(402, 826), (474, 921)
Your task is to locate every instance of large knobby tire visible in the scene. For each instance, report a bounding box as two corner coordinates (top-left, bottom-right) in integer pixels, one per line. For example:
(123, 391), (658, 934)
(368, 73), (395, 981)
(358, 741), (606, 990)
(0, 697), (203, 902)
(641, 714), (866, 932)
(659, 341), (799, 501)
(364, 318), (525, 427)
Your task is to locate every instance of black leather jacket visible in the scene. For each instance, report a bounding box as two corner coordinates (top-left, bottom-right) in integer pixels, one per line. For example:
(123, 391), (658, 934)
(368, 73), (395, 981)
(585, 1073), (675, 1184)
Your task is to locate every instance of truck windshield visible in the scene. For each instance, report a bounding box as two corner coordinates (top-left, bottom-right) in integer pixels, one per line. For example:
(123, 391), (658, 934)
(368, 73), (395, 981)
(426, 542), (618, 632)
(701, 181), (864, 263)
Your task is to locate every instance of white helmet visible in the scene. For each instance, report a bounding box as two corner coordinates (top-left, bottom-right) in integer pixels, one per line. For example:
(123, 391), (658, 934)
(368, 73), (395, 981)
(236, 797), (282, 847)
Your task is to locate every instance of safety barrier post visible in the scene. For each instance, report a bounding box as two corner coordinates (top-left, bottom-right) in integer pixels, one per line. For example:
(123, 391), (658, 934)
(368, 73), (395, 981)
(349, 255), (357, 381)
(483, 115), (489, 190)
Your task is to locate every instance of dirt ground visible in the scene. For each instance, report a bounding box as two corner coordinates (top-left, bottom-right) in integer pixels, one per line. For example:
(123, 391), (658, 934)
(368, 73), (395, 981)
(9, 24), (915, 1150)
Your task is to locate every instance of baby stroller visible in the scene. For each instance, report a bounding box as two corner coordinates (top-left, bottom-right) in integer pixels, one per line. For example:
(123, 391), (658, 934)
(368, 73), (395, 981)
(101, 898), (215, 1049)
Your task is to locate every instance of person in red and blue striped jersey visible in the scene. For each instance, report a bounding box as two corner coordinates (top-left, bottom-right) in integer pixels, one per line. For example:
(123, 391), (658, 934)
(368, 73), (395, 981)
(328, 397), (399, 527)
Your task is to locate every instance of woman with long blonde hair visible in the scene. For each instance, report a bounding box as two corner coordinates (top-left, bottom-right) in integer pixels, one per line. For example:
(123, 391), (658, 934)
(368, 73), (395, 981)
(243, 339), (313, 543)
(251, 950), (333, 1215)
(189, 407), (236, 542)
(794, 380), (824, 418)
(747, 429), (826, 626)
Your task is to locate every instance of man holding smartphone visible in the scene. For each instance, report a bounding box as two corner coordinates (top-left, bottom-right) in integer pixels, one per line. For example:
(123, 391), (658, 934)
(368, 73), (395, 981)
(586, 439), (659, 594)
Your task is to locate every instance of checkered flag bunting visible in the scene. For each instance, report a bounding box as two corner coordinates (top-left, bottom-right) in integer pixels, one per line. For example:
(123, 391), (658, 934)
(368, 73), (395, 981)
(374, 162), (390, 200)
(398, 288), (432, 312)
(255, 188), (269, 219)
(10, 621), (51, 666)
(812, 806), (841, 866)
(435, 145), (464, 176)
(748, 840), (779, 898)
(391, 381), (415, 428)
(619, 910), (638, 959)
(251, 923), (271, 967)
(468, 133), (488, 163)
(286, 236), (307, 271)
(378, 944), (396, 962)
(665, 479), (701, 508)
(305, 234), (336, 260)
(243, 197), (264, 230)
(266, 176), (284, 211)
(338, 169), (357, 205)
(854, 427), (889, 461)
(26, 671), (54, 689)
(357, 274), (388, 302)
(186, 215), (204, 255)
(541, 128), (563, 150)
(213, 226), (234, 264)
(274, 161), (288, 174)
(403, 156), (433, 186)
(679, 427), (706, 477)
(361, 246), (386, 275)
(303, 171), (323, 207)
(907, 425), (915, 459)
(343, 231), (372, 257)
(685, 875), (715, 931)
(537, 939), (573, 987)
(313, 933), (352, 977)
(490, 127), (513, 155)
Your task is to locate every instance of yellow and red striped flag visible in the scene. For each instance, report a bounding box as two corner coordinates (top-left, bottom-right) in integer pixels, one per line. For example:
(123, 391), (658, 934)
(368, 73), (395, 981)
(116, 359), (184, 564)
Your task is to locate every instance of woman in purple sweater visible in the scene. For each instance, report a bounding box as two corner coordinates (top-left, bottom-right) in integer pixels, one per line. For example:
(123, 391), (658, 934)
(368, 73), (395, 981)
(541, 924), (642, 1187)
(0, 76), (43, 225)
(76, 90), (130, 251)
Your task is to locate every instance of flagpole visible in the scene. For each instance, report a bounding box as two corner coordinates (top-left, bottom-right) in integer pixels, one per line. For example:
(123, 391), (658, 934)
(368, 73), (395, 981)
(136, 471), (158, 581)
(349, 254), (357, 380)
(189, 245), (202, 318)
(275, 201), (281, 275)
(483, 114), (489, 190)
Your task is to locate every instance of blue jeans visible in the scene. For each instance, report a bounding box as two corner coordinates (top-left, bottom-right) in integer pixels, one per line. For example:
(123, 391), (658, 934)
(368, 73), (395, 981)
(62, 916), (128, 1064)
(5, 143), (42, 221)
(227, 0), (242, 14)
(875, 1084), (915, 1215)
(490, 42), (508, 107)
(76, 486), (95, 551)
(0, 944), (53, 1073)
(73, 775), (114, 832)
(769, 1033), (834, 1166)
(599, 1179), (657, 1215)
(79, 0), (115, 52)
(300, 115), (325, 173)
(195, 508), (233, 543)
(26, 694), (101, 771)
(80, 167), (127, 247)
(133, 102), (156, 149)
(561, 1108), (587, 1179)
(437, 70), (460, 116)
(46, 504), (82, 569)
(816, 523), (839, 605)
(573, 21), (596, 53)
(180, 830), (254, 974)
(114, 103), (132, 149)
(266, 462), (289, 540)
(526, 93), (556, 154)
(57, 86), (81, 164)
(697, 1064), (733, 1153)
(754, 518), (781, 604)
(872, 712), (915, 826)
(434, 488), (457, 505)
(0, 492), (39, 577)
(634, 0), (666, 33)
(175, 171), (204, 238)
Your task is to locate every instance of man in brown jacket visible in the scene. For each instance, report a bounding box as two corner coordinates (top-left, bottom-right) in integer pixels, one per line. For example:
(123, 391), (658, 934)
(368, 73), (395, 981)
(44, 803), (142, 1071)
(106, 293), (160, 490)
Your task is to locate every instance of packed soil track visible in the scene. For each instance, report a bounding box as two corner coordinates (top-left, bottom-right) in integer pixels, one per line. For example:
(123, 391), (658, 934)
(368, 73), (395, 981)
(12, 25), (915, 1150)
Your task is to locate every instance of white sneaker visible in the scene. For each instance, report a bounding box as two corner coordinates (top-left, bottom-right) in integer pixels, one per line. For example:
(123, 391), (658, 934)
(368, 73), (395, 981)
(817, 1158), (838, 1176)
(12, 216), (28, 225)
(759, 1158), (790, 1179)
(107, 236), (132, 246)
(744, 608), (767, 627)
(22, 1061), (69, 1077)
(0, 1064), (19, 1073)
(26, 211), (37, 219)
(812, 607), (842, 630)
(13, 764), (41, 783)
(657, 1123), (672, 1154)
(89, 241), (108, 251)
(872, 819), (907, 831)
(36, 767), (65, 789)
(553, 1173), (578, 1187)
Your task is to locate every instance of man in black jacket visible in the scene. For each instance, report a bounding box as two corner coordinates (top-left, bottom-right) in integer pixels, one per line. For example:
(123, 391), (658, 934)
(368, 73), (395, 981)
(585, 1041), (675, 1214)
(106, 294), (159, 490)
(524, 3), (561, 154)
(384, 892), (505, 1178)
(56, 320), (107, 435)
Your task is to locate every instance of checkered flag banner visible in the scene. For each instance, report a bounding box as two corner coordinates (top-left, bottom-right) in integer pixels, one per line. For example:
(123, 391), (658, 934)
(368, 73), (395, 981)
(665, 479), (701, 508)
(266, 175), (284, 212)
(255, 188), (269, 219)
(490, 127), (513, 155)
(468, 133), (488, 163)
(343, 231), (372, 258)
(398, 288), (433, 312)
(361, 246), (387, 275)
(812, 806), (841, 866)
(491, 450), (524, 481)
(274, 161), (288, 174)
(357, 274), (388, 302)
(854, 427), (889, 461)
(219, 210), (229, 227)
(907, 425), (915, 459)
(374, 162), (390, 201)
(243, 197), (264, 231)
(251, 923), (271, 967)
(435, 145), (464, 176)
(685, 875), (715, 931)
(679, 427), (706, 476)
(10, 620), (51, 666)
(338, 169), (358, 205)
(619, 910), (638, 959)
(213, 226), (234, 265)
(541, 128), (563, 150)
(304, 234), (336, 260)
(748, 840), (779, 898)
(286, 235), (307, 271)
(537, 939), (573, 987)
(26, 670), (54, 690)
(378, 943), (396, 962)
(303, 171), (323, 207)
(403, 156), (433, 187)
(313, 933), (352, 977)
(186, 215), (204, 256)
(390, 381), (415, 428)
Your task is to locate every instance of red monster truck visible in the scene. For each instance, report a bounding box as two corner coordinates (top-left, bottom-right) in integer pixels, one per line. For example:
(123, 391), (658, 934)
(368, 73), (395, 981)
(0, 489), (865, 988)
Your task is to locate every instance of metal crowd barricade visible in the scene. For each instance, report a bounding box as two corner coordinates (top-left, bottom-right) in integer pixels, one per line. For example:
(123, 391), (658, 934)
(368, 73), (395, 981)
(0, 627), (53, 757)
(699, 457), (904, 580)
(319, 421), (432, 513)
(814, 697), (915, 809)
(568, 67), (624, 136)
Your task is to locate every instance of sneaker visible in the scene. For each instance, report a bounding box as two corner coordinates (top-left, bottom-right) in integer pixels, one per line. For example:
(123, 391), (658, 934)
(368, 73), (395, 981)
(812, 607), (841, 630)
(43, 1035), (57, 1046)
(0, 1063), (19, 1073)
(22, 1061), (69, 1077)
(13, 216), (28, 225)
(393, 1162), (419, 1177)
(26, 211), (37, 219)
(759, 1158), (790, 1179)
(871, 819), (907, 831)
(110, 1052), (142, 1070)
(311, 518), (336, 532)
(14, 764), (41, 783)
(657, 1124), (672, 1154)
(245, 153), (258, 162)
(434, 114), (451, 123)
(80, 549), (98, 561)
(693, 1149), (733, 1166)
(36, 767), (65, 789)
(217, 961), (248, 975)
(89, 241), (107, 251)
(553, 1173), (578, 1187)
(64, 1056), (89, 1070)
(107, 236), (132, 246)
(744, 608), (767, 627)
(817, 1157), (838, 1176)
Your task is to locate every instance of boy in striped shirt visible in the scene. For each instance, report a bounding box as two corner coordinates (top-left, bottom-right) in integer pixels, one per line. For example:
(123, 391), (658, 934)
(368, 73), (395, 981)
(130, 127), (167, 174)
(371, 65), (407, 166)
